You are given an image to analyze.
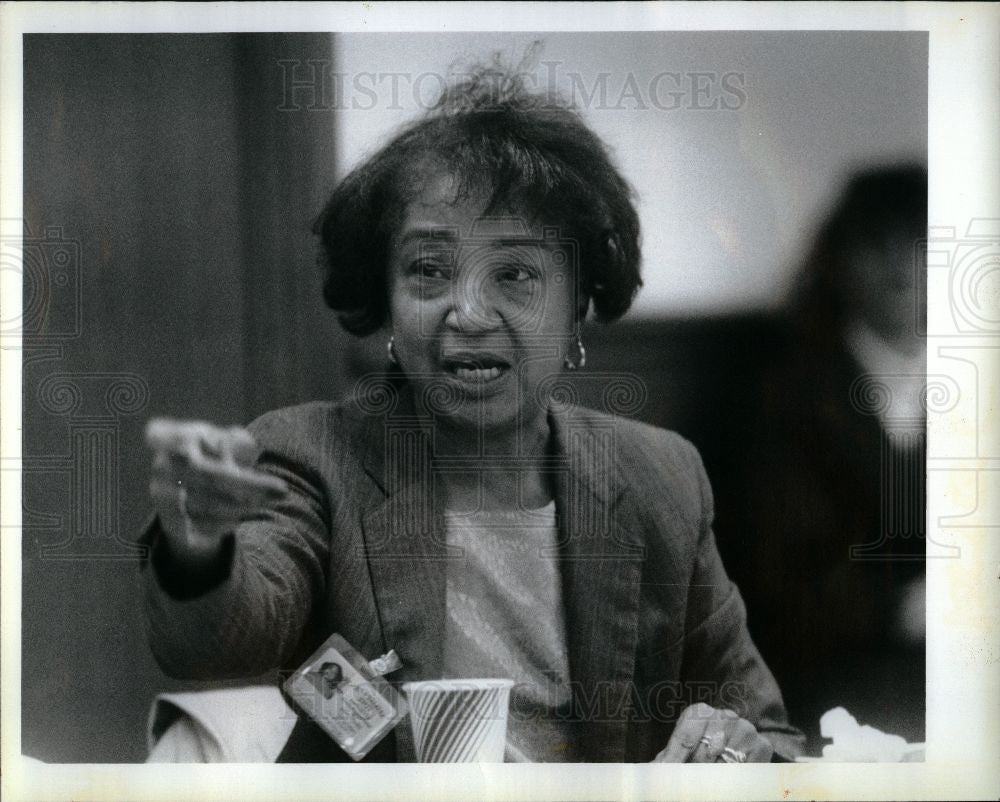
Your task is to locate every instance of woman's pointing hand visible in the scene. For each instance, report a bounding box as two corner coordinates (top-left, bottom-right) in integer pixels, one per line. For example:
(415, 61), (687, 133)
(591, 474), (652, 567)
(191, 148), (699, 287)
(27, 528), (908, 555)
(145, 418), (287, 561)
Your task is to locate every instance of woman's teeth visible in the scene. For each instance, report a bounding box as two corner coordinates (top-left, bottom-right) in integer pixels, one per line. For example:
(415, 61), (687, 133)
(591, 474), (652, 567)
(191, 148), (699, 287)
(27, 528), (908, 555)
(453, 365), (502, 381)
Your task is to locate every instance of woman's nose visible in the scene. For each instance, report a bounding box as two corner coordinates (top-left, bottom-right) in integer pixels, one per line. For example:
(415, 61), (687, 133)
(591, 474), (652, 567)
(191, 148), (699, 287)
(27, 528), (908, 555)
(443, 266), (501, 331)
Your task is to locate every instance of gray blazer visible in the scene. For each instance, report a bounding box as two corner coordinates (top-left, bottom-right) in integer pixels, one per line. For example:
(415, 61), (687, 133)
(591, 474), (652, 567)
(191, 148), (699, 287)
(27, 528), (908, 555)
(141, 385), (804, 762)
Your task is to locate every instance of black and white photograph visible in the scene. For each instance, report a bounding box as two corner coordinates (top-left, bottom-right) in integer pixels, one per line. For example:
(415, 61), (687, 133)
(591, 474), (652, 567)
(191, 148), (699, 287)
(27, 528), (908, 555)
(2, 3), (998, 801)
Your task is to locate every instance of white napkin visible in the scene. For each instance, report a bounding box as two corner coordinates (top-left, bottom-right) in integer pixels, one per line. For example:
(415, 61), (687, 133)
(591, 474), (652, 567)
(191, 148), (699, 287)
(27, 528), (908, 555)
(805, 706), (920, 762)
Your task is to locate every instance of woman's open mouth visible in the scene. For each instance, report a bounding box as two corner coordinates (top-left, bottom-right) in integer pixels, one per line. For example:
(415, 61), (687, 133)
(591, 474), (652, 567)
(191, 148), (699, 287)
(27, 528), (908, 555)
(454, 365), (503, 381)
(442, 353), (511, 385)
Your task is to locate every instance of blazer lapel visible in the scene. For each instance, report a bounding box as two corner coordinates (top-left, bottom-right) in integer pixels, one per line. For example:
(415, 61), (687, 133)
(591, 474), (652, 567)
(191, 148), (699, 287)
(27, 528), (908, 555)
(550, 407), (647, 762)
(356, 393), (449, 763)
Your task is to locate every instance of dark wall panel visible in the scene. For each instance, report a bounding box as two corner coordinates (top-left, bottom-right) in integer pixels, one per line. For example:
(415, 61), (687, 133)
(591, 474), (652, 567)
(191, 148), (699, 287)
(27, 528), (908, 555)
(22, 33), (345, 762)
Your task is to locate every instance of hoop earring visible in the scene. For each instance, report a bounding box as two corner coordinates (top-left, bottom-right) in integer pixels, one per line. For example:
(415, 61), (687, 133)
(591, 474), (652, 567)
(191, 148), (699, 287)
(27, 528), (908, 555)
(563, 335), (586, 371)
(387, 336), (399, 366)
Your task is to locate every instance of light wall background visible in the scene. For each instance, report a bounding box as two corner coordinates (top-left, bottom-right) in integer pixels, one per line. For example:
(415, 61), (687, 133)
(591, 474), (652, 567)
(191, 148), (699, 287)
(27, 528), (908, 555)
(334, 31), (927, 315)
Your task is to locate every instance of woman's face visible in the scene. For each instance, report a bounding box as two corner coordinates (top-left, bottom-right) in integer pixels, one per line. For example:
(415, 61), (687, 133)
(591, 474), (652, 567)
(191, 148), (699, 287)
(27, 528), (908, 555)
(387, 175), (578, 433)
(319, 662), (342, 698)
(845, 233), (926, 353)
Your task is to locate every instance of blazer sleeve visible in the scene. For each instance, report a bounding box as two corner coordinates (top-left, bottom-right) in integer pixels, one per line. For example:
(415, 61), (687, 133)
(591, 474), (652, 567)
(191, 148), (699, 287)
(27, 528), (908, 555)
(677, 440), (806, 761)
(139, 408), (332, 680)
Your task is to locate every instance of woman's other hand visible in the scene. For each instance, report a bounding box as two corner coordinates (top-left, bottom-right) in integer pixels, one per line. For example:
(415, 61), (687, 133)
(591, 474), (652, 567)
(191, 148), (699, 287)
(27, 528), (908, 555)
(653, 703), (774, 763)
(145, 418), (287, 562)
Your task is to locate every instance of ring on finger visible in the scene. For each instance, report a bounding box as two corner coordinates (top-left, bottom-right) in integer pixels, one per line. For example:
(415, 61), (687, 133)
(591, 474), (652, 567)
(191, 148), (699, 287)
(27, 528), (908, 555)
(719, 746), (748, 763)
(694, 730), (725, 761)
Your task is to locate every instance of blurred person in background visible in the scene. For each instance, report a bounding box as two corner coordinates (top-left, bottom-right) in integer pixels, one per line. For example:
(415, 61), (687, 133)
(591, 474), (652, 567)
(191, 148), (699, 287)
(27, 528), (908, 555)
(711, 164), (928, 748)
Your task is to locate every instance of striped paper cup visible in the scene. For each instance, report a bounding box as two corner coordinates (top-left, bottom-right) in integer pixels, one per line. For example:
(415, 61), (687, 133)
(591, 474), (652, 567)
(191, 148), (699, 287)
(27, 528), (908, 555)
(402, 678), (514, 763)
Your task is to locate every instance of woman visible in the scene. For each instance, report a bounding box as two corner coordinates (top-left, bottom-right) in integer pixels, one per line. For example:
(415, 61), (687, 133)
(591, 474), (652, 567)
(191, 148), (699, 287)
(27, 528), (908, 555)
(141, 62), (803, 763)
(710, 165), (927, 742)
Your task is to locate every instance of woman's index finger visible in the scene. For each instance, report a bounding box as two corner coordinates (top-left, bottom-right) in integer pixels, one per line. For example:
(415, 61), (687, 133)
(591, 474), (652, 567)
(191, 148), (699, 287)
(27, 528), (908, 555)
(145, 418), (203, 457)
(657, 704), (712, 763)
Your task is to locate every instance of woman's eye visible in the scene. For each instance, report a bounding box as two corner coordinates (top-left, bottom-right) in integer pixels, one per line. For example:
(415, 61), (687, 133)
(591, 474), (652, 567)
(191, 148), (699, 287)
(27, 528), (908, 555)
(496, 265), (534, 282)
(412, 261), (450, 280)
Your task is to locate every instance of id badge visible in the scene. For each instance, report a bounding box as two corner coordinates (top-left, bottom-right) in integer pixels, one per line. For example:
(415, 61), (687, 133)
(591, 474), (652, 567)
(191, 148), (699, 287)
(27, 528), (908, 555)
(283, 633), (407, 761)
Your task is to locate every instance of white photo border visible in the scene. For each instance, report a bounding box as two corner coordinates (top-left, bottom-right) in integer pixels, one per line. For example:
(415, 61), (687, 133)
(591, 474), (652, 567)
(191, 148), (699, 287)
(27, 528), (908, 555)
(2, 2), (998, 800)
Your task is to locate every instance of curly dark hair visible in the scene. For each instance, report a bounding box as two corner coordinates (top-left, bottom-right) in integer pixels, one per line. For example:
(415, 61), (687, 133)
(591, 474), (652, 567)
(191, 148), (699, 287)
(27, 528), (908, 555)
(314, 56), (642, 335)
